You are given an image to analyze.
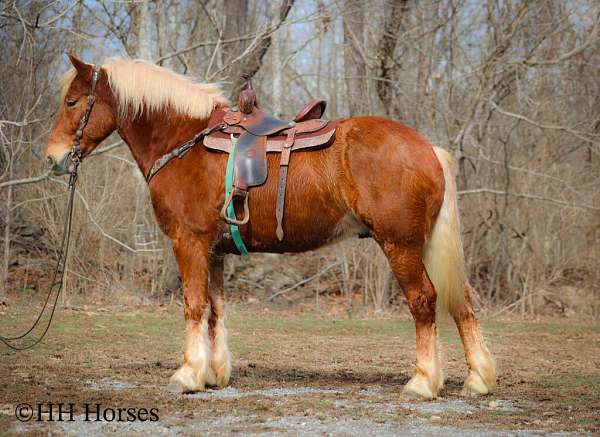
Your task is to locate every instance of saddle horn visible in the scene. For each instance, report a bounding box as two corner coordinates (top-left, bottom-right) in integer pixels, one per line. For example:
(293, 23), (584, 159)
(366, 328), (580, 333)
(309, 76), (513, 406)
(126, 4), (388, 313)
(238, 77), (258, 114)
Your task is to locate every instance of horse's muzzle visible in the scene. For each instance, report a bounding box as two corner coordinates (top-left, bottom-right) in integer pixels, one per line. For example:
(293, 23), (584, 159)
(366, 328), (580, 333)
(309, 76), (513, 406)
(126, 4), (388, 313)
(47, 152), (72, 175)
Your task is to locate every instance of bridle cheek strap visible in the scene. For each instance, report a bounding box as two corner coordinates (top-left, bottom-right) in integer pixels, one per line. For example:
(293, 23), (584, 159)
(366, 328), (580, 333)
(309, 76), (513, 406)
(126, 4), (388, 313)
(70, 65), (102, 166)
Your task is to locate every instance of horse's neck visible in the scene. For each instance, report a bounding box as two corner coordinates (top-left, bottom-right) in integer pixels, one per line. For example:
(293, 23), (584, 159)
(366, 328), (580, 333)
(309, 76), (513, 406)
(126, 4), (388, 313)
(117, 110), (210, 178)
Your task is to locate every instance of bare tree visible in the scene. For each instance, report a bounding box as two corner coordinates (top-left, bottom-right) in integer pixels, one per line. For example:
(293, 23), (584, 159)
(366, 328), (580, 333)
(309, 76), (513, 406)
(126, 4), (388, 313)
(1, 0), (598, 316)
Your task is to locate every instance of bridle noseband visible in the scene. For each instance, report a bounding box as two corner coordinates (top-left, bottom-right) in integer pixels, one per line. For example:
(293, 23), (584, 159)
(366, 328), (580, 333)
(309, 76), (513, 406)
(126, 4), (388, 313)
(0, 64), (101, 351)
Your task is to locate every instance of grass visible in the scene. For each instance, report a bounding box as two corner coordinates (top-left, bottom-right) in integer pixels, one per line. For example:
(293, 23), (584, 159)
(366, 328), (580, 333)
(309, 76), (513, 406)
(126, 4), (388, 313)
(0, 303), (599, 434)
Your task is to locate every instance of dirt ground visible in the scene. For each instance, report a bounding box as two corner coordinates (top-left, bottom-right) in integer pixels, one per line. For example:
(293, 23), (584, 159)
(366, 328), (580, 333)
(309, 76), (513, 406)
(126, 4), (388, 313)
(0, 300), (598, 436)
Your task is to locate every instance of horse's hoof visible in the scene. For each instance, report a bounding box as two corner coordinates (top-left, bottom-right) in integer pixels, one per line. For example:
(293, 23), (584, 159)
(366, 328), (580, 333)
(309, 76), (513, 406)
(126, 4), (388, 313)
(403, 375), (437, 400)
(167, 381), (190, 394)
(168, 365), (204, 393)
(401, 388), (428, 401)
(462, 371), (493, 396)
(212, 362), (231, 388)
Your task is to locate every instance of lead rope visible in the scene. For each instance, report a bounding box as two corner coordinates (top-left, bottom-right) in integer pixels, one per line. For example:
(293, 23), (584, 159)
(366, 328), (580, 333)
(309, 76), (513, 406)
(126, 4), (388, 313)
(0, 159), (80, 350)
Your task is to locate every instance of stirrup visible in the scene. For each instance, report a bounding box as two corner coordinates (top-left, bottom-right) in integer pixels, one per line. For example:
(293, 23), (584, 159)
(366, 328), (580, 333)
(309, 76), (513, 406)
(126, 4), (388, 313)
(220, 188), (250, 226)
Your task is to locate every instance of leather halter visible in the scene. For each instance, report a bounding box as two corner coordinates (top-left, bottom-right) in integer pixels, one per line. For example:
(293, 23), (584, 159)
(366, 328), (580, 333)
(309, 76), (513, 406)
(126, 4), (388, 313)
(69, 65), (102, 167)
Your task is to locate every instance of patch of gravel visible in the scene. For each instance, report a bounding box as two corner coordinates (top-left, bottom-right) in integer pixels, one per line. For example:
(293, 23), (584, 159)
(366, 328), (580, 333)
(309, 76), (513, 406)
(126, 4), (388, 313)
(9, 386), (574, 437)
(186, 415), (580, 437)
(400, 398), (522, 415)
(359, 386), (385, 397)
(483, 399), (523, 412)
(13, 406), (580, 437)
(188, 386), (344, 399)
(400, 399), (476, 415)
(12, 414), (584, 437)
(255, 416), (535, 437)
(53, 416), (179, 437)
(86, 378), (136, 391)
(332, 398), (398, 415)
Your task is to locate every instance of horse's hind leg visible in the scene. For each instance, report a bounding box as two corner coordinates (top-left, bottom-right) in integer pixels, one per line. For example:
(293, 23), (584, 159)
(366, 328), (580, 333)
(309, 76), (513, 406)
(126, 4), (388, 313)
(382, 243), (444, 399)
(168, 237), (216, 393)
(454, 284), (496, 395)
(208, 255), (232, 388)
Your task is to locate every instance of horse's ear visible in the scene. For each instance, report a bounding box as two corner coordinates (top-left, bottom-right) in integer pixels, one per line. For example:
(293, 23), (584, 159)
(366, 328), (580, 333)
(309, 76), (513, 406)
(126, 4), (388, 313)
(67, 53), (93, 77)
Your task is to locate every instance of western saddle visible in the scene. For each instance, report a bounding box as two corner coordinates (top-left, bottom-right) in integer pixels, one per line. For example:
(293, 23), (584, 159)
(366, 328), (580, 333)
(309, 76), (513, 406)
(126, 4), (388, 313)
(204, 80), (337, 242)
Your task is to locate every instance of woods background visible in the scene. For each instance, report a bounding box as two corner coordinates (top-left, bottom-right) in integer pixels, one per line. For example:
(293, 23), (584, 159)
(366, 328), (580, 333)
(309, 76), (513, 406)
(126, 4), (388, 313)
(1, 0), (598, 317)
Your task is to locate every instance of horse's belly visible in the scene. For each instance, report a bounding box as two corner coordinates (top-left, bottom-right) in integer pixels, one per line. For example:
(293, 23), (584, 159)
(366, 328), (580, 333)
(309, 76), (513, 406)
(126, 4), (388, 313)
(250, 213), (368, 253)
(242, 192), (347, 253)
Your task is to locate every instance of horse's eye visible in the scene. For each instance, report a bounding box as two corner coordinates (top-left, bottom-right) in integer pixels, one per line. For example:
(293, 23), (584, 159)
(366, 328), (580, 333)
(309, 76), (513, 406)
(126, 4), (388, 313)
(66, 99), (77, 107)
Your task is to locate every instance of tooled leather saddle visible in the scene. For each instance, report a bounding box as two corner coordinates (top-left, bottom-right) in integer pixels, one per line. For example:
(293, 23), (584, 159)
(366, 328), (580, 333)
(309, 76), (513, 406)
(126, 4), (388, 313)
(203, 80), (337, 241)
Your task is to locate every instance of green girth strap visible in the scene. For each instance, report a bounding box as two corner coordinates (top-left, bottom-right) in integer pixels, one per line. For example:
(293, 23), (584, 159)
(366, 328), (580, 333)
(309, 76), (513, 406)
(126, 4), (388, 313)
(225, 137), (249, 256)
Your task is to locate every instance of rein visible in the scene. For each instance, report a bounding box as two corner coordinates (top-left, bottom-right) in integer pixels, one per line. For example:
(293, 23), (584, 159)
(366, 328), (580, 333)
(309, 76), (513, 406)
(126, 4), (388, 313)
(0, 65), (101, 351)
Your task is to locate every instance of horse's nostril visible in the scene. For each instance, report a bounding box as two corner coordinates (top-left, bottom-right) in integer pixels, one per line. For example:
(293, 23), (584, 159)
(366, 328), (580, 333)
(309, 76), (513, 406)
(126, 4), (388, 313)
(47, 156), (56, 168)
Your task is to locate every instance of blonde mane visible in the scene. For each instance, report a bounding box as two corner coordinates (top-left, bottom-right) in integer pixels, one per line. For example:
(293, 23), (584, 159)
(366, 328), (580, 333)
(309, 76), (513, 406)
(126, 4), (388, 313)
(61, 57), (228, 119)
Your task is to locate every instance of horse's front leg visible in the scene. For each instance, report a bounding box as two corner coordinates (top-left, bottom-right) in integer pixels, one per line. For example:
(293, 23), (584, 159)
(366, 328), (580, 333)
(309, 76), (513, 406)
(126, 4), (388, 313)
(208, 254), (232, 388)
(168, 237), (216, 393)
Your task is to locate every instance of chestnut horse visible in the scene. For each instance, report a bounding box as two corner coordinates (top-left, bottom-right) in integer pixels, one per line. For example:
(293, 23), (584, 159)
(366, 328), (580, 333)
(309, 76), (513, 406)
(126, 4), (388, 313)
(45, 54), (496, 399)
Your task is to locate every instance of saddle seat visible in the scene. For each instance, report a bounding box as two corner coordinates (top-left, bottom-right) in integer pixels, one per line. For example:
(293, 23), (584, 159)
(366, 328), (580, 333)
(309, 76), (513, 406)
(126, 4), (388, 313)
(203, 80), (337, 243)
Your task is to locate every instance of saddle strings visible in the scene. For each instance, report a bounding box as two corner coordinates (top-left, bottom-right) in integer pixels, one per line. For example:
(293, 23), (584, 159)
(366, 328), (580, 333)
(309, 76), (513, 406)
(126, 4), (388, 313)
(0, 168), (79, 351)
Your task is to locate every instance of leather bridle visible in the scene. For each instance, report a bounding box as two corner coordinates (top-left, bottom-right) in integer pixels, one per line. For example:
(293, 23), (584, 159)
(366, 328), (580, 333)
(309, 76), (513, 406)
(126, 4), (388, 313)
(69, 65), (102, 170)
(0, 64), (101, 351)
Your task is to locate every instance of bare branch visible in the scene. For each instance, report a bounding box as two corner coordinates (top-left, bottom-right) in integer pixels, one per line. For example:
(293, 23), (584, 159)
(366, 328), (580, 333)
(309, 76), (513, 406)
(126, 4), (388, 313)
(0, 169), (51, 190)
(269, 262), (341, 301)
(49, 178), (144, 254)
(489, 100), (600, 148)
(458, 188), (599, 211)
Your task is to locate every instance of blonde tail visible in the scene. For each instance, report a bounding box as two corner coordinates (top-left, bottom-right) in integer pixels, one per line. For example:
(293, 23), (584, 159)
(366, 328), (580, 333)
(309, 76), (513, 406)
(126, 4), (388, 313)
(423, 147), (466, 316)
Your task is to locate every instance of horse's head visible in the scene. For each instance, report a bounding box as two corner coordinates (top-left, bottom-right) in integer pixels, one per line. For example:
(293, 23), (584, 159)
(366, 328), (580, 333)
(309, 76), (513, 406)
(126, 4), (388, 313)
(45, 54), (117, 175)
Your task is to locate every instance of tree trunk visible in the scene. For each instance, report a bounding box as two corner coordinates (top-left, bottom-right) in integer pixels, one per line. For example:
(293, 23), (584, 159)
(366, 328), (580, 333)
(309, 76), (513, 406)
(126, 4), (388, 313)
(133, 0), (153, 290)
(1, 158), (12, 297)
(157, 0), (170, 67)
(223, 0), (249, 85)
(375, 0), (408, 118)
(343, 0), (368, 116)
(138, 0), (152, 60)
